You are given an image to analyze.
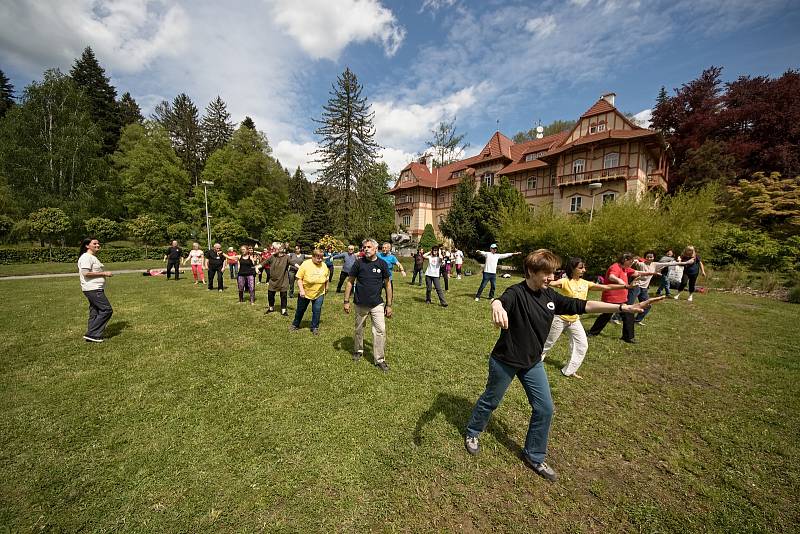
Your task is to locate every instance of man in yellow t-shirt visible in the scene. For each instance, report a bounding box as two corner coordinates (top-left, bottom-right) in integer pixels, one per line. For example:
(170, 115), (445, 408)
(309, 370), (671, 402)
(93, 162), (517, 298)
(290, 249), (329, 335)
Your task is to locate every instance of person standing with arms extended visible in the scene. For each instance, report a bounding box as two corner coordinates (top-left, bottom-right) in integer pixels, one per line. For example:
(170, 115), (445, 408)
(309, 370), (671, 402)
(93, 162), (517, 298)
(287, 244), (305, 298)
(205, 242), (226, 291)
(454, 248), (464, 279)
(674, 245), (706, 302)
(77, 238), (113, 343)
(290, 248), (329, 335)
(236, 245), (257, 305)
(410, 247), (425, 286)
(335, 245), (359, 293)
(423, 245), (448, 307)
(182, 242), (206, 285)
(163, 240), (182, 280)
(324, 245), (337, 283)
(474, 244), (521, 301)
(464, 249), (662, 481)
(344, 239), (393, 373)
(265, 245), (290, 316)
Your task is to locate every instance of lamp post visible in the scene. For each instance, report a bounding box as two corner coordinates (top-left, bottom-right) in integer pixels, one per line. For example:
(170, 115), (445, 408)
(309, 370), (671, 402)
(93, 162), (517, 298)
(588, 182), (602, 223)
(201, 180), (214, 250)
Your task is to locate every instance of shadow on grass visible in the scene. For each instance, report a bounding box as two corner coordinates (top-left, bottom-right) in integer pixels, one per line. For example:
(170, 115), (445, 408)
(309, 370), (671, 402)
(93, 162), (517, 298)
(104, 320), (129, 339)
(542, 357), (566, 373)
(413, 392), (522, 456)
(332, 336), (373, 356)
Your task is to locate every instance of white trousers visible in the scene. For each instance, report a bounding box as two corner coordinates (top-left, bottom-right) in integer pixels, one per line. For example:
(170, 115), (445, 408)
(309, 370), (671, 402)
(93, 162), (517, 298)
(541, 316), (589, 376)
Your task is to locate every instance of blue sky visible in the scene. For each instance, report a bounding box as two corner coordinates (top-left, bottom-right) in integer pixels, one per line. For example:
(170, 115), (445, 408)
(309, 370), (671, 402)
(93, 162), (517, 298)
(1, 0), (798, 174)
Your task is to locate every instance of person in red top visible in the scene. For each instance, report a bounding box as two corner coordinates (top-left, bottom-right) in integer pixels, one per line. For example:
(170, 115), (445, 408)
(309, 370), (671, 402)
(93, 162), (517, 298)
(258, 246), (273, 284)
(586, 252), (660, 343)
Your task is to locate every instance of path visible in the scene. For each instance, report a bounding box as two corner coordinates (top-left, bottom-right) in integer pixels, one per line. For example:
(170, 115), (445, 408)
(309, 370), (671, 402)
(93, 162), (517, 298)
(0, 269), (146, 281)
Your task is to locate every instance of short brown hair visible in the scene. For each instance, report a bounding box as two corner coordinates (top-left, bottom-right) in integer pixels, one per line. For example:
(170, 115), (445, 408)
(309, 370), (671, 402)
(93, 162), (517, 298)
(523, 249), (561, 277)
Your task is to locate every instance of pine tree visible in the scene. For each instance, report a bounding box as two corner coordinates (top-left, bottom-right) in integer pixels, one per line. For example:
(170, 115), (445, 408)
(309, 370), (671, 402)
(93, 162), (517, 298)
(297, 188), (331, 249)
(151, 99), (172, 125)
(419, 224), (438, 249)
(241, 116), (256, 130)
(201, 96), (234, 162)
(312, 67), (381, 236)
(118, 92), (143, 126)
(0, 70), (14, 118)
(70, 47), (121, 155)
(156, 93), (202, 186)
(426, 118), (469, 168)
(288, 167), (313, 214)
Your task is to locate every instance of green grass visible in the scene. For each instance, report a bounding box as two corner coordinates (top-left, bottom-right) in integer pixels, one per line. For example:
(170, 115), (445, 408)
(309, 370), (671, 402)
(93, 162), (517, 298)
(0, 260), (164, 277)
(1, 273), (798, 532)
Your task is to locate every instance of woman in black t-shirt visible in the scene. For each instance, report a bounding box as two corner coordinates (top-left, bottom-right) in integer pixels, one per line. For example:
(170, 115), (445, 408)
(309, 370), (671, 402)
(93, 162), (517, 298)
(236, 245), (256, 304)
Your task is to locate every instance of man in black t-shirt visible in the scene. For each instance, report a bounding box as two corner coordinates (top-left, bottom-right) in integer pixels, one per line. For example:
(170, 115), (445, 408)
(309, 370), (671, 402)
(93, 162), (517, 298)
(163, 240), (182, 280)
(464, 249), (662, 482)
(205, 243), (226, 291)
(343, 238), (392, 373)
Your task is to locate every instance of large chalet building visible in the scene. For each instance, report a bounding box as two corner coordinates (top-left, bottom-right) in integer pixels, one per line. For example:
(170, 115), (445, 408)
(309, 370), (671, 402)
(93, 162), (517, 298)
(389, 93), (669, 239)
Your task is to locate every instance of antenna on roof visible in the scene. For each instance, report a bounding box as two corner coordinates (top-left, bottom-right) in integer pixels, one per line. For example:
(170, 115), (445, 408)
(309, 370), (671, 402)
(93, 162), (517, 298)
(496, 119), (500, 131)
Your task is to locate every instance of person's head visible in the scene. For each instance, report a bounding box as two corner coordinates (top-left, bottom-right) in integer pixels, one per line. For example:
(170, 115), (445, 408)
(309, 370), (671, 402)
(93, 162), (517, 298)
(247, 245), (254, 254)
(430, 245), (440, 256)
(490, 243), (498, 253)
(347, 244), (355, 254)
(214, 243), (222, 251)
(523, 249), (561, 288)
(665, 249), (674, 258)
(80, 237), (100, 256)
(682, 245), (696, 259)
(565, 257), (586, 280)
(171, 240), (178, 247)
(294, 244), (301, 254)
(643, 250), (656, 263)
(240, 245), (248, 255)
(311, 248), (324, 265)
(417, 247), (423, 254)
(227, 246), (234, 252)
(362, 238), (378, 259)
(381, 242), (391, 254)
(192, 242), (200, 250)
(617, 252), (635, 267)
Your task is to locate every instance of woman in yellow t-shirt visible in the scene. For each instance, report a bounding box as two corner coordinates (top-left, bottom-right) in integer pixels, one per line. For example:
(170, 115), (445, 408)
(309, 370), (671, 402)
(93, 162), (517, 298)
(542, 257), (629, 378)
(290, 248), (329, 335)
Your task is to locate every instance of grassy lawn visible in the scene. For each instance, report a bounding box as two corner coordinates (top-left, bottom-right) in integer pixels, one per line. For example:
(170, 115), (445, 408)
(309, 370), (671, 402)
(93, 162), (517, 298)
(1, 272), (798, 532)
(0, 260), (164, 277)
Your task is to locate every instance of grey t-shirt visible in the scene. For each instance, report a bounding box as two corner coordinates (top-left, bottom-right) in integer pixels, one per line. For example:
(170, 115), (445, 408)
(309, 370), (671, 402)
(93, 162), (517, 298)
(78, 253), (105, 291)
(288, 253), (305, 272)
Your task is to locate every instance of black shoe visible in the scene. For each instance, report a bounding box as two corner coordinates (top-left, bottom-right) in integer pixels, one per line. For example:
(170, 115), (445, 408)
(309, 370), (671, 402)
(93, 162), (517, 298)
(586, 332), (597, 337)
(622, 338), (637, 344)
(376, 361), (390, 373)
(522, 455), (558, 482)
(440, 303), (448, 307)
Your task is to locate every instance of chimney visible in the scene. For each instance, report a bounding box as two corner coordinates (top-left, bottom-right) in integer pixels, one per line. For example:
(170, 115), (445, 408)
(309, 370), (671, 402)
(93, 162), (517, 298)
(418, 153), (433, 172)
(601, 92), (616, 106)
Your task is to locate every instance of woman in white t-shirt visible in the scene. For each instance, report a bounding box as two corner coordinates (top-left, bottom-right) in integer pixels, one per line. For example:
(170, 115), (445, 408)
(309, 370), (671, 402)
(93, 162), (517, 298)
(182, 242), (206, 285)
(423, 245), (448, 307)
(77, 237), (113, 343)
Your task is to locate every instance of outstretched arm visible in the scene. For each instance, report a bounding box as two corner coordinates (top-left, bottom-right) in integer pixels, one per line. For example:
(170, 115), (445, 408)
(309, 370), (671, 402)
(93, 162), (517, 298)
(584, 296), (665, 314)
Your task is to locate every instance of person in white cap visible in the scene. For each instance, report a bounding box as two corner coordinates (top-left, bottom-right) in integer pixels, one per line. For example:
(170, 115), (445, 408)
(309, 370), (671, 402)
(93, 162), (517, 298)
(474, 244), (520, 301)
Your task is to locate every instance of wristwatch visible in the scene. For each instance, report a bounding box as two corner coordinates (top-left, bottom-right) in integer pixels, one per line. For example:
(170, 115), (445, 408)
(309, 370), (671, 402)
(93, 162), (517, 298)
(618, 303), (624, 312)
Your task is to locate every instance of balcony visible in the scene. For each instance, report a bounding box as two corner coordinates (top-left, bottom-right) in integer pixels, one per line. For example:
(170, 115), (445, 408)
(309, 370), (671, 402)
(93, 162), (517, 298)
(557, 166), (634, 186)
(647, 173), (667, 190)
(394, 200), (415, 211)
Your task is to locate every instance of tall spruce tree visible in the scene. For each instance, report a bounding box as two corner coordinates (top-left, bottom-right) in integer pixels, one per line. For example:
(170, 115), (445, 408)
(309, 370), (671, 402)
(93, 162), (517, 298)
(288, 167), (313, 214)
(70, 47), (121, 155)
(297, 188), (331, 249)
(201, 96), (235, 162)
(118, 92), (143, 126)
(312, 67), (381, 236)
(0, 70), (14, 118)
(241, 116), (256, 130)
(159, 93), (203, 186)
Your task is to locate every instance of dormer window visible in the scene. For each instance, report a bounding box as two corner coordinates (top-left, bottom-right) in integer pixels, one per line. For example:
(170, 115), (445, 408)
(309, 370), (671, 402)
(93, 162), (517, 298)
(524, 151), (547, 162)
(525, 153), (536, 162)
(589, 124), (597, 134)
(597, 122), (606, 132)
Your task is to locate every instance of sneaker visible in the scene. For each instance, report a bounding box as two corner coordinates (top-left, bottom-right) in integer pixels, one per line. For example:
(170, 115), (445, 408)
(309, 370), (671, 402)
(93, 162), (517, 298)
(376, 361), (390, 373)
(611, 318), (621, 325)
(475, 297), (480, 302)
(440, 303), (448, 308)
(83, 336), (104, 343)
(289, 324), (299, 332)
(281, 309), (288, 316)
(218, 289), (223, 292)
(464, 435), (480, 455)
(425, 300), (431, 304)
(622, 338), (638, 344)
(352, 350), (363, 362)
(687, 295), (693, 302)
(265, 307), (274, 314)
(636, 321), (646, 327)
(311, 328), (320, 336)
(673, 294), (680, 300)
(522, 456), (558, 482)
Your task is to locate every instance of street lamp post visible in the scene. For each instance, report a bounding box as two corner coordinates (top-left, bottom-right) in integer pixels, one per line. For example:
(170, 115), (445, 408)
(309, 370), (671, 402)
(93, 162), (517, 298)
(201, 180), (214, 250)
(588, 182), (602, 223)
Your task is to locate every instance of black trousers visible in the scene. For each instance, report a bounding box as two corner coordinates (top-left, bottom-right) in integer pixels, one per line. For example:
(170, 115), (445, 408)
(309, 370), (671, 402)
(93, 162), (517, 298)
(288, 269), (297, 297)
(337, 270), (349, 292)
(268, 290), (288, 310)
(83, 289), (113, 339)
(166, 260), (180, 280)
(441, 271), (449, 291)
(589, 311), (634, 342)
(411, 268), (423, 285)
(208, 266), (224, 290)
(678, 272), (699, 293)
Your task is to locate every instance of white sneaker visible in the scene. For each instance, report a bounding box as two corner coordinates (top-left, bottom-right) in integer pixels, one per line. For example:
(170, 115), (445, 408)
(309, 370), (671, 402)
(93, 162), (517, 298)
(475, 297), (480, 302)
(673, 294), (680, 300)
(457, 276), (462, 280)
(687, 295), (693, 302)
(465, 435), (479, 455)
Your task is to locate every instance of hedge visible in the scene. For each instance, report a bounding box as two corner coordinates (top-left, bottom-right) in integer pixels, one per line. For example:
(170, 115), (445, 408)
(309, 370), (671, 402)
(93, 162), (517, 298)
(0, 246), (169, 265)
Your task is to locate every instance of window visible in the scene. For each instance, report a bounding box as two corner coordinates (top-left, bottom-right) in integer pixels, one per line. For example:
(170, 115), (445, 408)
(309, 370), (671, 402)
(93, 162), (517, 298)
(402, 214), (411, 227)
(438, 192), (447, 203)
(602, 192), (616, 204)
(524, 151), (546, 162)
(604, 152), (619, 169)
(482, 173), (495, 187)
(452, 170), (464, 178)
(589, 124), (597, 134)
(402, 193), (412, 203)
(402, 171), (411, 182)
(572, 159), (585, 175)
(597, 122), (606, 132)
(570, 197), (583, 212)
(527, 177), (537, 190)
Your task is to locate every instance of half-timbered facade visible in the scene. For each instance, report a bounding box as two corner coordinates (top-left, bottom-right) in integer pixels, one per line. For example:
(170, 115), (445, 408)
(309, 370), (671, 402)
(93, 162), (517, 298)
(389, 93), (669, 238)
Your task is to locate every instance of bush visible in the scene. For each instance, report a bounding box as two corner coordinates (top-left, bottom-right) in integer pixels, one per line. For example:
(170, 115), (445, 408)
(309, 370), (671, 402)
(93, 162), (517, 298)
(788, 284), (800, 304)
(419, 224), (438, 249)
(84, 217), (122, 242)
(0, 246), (168, 264)
(710, 225), (796, 271)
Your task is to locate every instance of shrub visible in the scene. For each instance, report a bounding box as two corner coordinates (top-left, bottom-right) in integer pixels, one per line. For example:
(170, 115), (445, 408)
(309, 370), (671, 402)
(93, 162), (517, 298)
(315, 235), (346, 251)
(788, 284), (800, 304)
(758, 272), (780, 293)
(84, 217), (122, 242)
(419, 224), (438, 249)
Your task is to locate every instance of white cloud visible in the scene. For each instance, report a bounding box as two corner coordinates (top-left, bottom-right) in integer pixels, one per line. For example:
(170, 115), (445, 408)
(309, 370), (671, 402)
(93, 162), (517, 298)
(524, 15), (557, 39)
(267, 0), (405, 60)
(273, 140), (320, 176)
(0, 0), (188, 74)
(570, 0), (591, 6)
(379, 147), (417, 175)
(632, 108), (652, 128)
(419, 0), (457, 13)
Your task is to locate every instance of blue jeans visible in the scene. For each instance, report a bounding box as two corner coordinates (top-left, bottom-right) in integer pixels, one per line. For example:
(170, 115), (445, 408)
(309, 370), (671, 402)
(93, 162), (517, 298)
(228, 263), (237, 279)
(466, 356), (554, 464)
(475, 272), (497, 299)
(293, 294), (325, 329)
(655, 274), (670, 296)
(630, 286), (651, 322)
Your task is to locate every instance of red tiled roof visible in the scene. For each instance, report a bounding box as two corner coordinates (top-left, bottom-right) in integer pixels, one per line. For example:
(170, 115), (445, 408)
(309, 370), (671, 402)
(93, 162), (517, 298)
(580, 98), (616, 118)
(477, 131), (514, 161)
(497, 159), (548, 175)
(545, 129), (659, 156)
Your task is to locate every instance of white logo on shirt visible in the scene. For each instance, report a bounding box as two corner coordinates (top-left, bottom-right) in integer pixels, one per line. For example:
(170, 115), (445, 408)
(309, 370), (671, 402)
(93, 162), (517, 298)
(372, 268), (381, 273)
(546, 302), (555, 311)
